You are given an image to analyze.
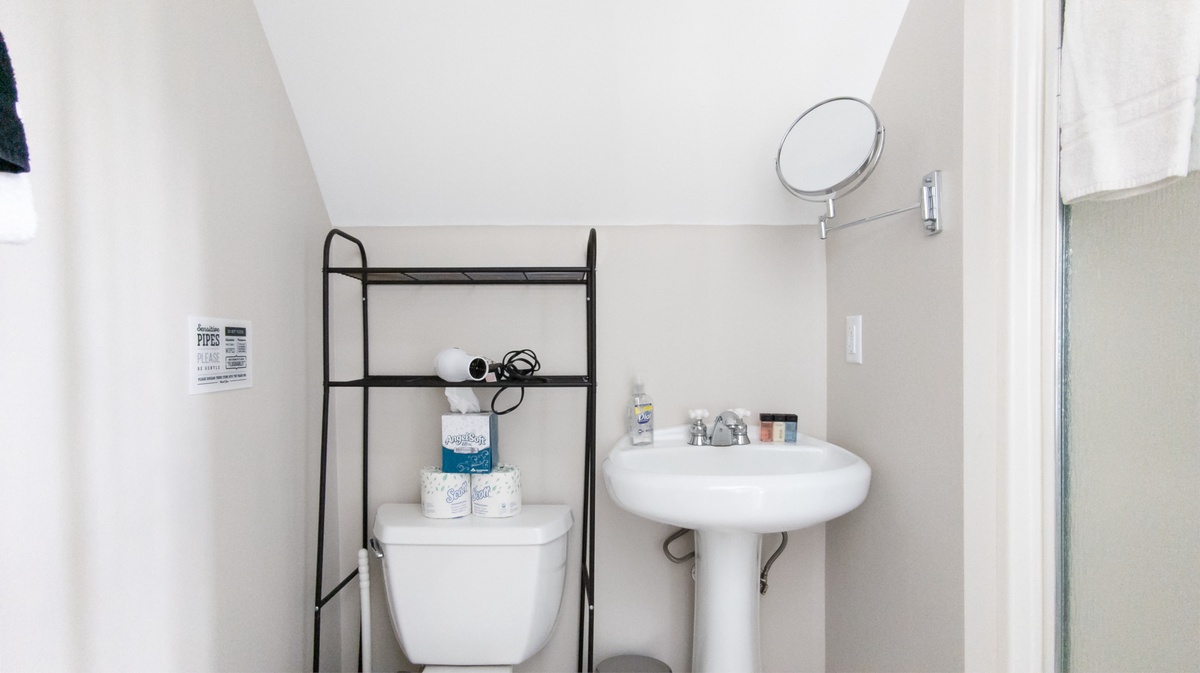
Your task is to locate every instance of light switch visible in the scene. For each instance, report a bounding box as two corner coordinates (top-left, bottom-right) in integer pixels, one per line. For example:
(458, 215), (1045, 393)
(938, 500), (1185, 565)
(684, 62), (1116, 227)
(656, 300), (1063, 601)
(846, 315), (863, 364)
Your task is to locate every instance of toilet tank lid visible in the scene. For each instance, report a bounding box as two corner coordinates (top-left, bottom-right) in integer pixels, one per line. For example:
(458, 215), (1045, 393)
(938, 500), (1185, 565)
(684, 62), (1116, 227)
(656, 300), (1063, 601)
(373, 504), (573, 546)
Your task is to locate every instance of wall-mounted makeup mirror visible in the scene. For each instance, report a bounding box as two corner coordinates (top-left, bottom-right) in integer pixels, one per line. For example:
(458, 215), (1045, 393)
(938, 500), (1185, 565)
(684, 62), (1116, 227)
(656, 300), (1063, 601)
(775, 96), (942, 240)
(775, 96), (884, 202)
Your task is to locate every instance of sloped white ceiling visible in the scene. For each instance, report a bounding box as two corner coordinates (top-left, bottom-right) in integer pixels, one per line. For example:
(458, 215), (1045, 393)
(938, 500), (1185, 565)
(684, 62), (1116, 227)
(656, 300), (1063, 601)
(254, 1), (908, 227)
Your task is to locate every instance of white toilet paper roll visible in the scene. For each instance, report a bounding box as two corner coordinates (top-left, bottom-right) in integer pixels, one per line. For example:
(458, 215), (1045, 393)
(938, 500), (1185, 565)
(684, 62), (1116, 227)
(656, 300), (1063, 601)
(471, 464), (522, 518)
(420, 466), (471, 519)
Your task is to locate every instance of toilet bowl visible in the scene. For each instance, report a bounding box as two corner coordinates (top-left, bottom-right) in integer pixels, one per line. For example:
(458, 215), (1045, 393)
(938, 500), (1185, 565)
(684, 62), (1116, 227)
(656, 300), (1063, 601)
(372, 503), (573, 672)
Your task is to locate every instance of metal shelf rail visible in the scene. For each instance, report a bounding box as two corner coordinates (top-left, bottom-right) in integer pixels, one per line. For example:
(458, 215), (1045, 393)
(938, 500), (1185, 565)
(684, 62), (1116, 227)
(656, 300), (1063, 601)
(313, 228), (598, 672)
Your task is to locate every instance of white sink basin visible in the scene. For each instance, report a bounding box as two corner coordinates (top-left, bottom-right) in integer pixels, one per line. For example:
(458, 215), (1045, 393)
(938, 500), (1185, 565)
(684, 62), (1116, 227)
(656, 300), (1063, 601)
(603, 424), (871, 534)
(602, 423), (871, 672)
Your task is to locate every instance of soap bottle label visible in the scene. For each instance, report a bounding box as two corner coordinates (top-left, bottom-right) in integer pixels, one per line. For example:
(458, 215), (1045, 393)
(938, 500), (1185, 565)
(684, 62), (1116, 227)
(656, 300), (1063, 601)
(634, 403), (653, 425)
(631, 402), (654, 445)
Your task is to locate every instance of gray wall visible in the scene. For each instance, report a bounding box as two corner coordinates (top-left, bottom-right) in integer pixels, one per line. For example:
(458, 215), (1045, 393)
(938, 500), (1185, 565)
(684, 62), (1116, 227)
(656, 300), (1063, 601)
(824, 0), (966, 670)
(323, 225), (828, 672)
(0, 1), (328, 670)
(1065, 173), (1200, 672)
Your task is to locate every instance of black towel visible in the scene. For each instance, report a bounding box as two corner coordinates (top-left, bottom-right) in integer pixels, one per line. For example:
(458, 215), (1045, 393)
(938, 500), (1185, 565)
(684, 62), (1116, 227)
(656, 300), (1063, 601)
(0, 31), (29, 174)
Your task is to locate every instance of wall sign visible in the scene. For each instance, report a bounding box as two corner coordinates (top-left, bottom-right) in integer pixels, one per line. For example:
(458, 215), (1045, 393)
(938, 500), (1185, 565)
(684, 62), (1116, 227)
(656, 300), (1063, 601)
(189, 316), (252, 394)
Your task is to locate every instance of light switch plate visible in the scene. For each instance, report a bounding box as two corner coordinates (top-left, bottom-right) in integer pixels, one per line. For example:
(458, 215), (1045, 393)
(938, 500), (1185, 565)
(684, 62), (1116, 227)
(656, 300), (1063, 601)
(846, 315), (863, 364)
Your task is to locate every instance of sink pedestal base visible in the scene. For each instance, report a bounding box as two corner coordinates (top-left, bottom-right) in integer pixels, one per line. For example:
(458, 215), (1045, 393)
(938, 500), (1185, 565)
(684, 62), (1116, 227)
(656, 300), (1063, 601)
(692, 530), (762, 673)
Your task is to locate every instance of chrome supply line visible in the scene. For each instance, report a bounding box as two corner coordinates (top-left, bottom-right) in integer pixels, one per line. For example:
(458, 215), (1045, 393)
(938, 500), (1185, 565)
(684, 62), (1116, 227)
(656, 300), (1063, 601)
(661, 528), (789, 594)
(663, 528), (696, 564)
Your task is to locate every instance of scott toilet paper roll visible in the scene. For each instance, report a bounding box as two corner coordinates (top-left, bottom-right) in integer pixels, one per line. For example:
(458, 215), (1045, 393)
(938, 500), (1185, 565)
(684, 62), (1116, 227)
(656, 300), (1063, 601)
(420, 466), (471, 519)
(471, 464), (522, 518)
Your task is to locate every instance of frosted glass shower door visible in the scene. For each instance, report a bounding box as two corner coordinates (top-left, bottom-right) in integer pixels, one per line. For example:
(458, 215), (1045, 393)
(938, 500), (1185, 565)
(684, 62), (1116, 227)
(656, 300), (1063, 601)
(1062, 174), (1200, 672)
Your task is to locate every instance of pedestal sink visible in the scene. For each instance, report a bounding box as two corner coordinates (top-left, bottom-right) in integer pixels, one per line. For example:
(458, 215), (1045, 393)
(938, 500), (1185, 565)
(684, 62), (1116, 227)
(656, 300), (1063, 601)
(602, 424), (871, 673)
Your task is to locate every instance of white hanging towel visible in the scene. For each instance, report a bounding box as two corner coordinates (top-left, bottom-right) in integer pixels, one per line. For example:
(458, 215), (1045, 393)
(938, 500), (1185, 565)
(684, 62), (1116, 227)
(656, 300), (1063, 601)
(0, 30), (35, 243)
(1060, 0), (1200, 204)
(0, 171), (36, 243)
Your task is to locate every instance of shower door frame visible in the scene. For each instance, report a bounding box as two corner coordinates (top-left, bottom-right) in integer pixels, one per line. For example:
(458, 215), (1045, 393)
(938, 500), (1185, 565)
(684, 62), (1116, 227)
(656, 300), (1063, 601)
(960, 0), (1063, 670)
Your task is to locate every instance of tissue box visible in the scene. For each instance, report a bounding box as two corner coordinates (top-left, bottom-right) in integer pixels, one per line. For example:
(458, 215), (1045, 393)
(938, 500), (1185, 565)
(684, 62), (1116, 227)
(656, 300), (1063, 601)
(441, 412), (498, 474)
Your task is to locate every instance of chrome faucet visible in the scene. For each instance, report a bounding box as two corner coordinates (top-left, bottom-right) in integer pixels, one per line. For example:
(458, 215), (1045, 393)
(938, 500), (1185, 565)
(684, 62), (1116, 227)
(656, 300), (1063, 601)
(708, 409), (752, 447)
(687, 409), (710, 446)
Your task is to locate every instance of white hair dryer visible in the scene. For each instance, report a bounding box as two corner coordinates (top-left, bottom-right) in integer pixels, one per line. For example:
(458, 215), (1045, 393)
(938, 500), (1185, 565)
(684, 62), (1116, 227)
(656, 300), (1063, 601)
(434, 348), (491, 382)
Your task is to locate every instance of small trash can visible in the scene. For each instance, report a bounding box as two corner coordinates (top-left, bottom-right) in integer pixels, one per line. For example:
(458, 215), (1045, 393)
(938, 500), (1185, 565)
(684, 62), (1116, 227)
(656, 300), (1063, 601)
(596, 654), (672, 673)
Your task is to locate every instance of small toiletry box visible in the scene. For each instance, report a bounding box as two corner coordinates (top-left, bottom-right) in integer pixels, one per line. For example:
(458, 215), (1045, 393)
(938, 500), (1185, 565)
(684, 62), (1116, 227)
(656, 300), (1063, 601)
(441, 412), (498, 473)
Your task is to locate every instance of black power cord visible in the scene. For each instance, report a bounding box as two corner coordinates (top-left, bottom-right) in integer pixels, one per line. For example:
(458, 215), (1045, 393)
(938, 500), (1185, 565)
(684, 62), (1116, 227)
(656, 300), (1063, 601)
(489, 348), (544, 415)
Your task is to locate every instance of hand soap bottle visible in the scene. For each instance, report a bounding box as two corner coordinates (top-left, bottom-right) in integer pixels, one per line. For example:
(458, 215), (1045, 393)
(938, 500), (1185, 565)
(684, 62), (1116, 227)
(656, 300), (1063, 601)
(627, 375), (654, 445)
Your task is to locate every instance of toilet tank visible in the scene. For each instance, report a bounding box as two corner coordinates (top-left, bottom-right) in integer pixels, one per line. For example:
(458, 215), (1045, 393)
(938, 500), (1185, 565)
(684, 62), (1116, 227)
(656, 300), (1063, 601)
(372, 504), (573, 667)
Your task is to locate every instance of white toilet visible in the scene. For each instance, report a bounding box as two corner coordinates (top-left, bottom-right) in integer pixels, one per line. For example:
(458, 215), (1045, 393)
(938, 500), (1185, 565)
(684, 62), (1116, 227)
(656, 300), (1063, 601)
(372, 503), (574, 672)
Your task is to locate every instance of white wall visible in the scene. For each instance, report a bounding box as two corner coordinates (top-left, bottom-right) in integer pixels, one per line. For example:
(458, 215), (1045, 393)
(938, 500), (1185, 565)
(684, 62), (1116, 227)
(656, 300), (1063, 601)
(321, 225), (827, 672)
(824, 1), (966, 670)
(0, 1), (328, 670)
(254, 0), (909, 229)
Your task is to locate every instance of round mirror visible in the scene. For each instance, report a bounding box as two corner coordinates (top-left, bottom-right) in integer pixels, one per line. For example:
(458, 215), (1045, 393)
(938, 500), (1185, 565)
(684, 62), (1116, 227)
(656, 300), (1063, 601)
(775, 97), (884, 201)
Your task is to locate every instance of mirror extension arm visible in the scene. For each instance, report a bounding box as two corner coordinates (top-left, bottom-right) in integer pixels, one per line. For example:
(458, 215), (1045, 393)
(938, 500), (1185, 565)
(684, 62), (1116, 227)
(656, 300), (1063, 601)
(819, 171), (942, 240)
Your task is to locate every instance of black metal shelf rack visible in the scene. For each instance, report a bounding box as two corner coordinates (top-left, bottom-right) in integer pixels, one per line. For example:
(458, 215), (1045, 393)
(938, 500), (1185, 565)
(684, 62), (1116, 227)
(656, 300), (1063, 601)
(313, 228), (598, 672)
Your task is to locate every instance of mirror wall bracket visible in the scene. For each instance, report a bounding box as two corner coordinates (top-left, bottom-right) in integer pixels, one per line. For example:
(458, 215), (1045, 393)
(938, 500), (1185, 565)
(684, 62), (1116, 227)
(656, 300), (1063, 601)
(819, 170), (942, 240)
